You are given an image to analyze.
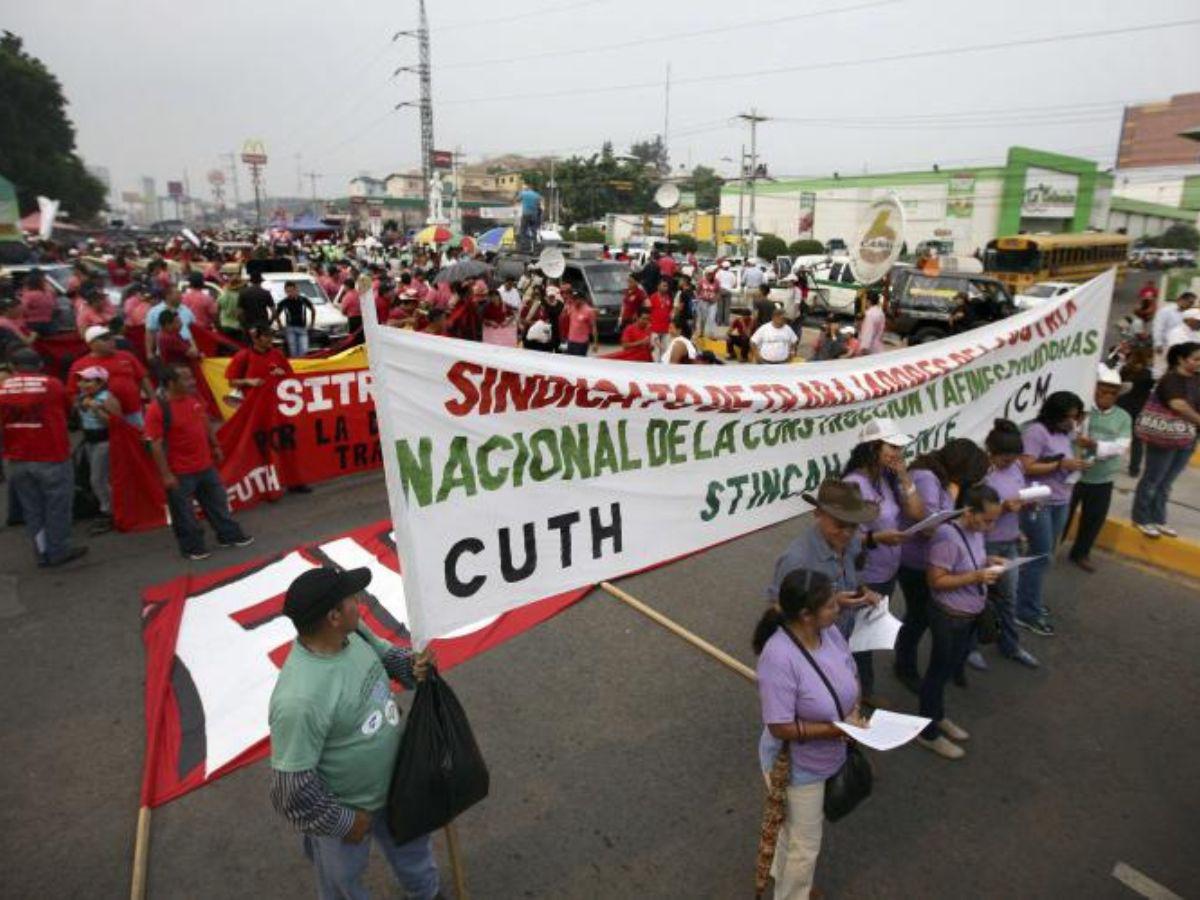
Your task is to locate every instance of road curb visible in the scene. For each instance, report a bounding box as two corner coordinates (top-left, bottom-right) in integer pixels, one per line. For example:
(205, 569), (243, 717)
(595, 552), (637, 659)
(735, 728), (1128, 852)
(1089, 517), (1200, 579)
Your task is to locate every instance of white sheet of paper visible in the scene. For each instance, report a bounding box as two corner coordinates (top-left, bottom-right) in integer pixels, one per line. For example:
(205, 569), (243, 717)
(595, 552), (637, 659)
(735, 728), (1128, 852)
(835, 710), (931, 751)
(986, 554), (1044, 574)
(898, 508), (963, 538)
(848, 596), (902, 653)
(1017, 484), (1052, 502)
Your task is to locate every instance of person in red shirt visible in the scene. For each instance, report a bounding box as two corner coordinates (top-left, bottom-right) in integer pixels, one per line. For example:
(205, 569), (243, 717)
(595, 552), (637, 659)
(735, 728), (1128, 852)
(145, 365), (252, 560)
(620, 274), (648, 328)
(0, 348), (87, 566)
(156, 310), (199, 370)
(225, 327), (293, 394)
(725, 306), (754, 362)
(75, 286), (116, 337)
(656, 251), (679, 283)
(1135, 279), (1159, 326)
(122, 285), (153, 327)
(19, 269), (58, 335)
(620, 309), (655, 362)
(0, 296), (35, 356)
(181, 273), (218, 330)
(68, 325), (152, 426)
(563, 288), (598, 356)
(106, 253), (133, 287)
(647, 279), (674, 357)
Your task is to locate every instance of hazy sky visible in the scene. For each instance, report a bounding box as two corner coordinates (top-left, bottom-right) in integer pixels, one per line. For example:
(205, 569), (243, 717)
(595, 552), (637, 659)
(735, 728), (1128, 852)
(7, 0), (1199, 203)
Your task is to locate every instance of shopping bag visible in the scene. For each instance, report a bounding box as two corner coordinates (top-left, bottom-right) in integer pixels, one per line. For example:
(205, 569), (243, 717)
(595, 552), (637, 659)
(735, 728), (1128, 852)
(386, 669), (489, 845)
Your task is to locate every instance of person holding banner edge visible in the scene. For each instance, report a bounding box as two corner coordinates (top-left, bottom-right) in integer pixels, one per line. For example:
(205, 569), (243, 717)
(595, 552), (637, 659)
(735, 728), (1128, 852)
(841, 418), (925, 707)
(269, 565), (439, 900)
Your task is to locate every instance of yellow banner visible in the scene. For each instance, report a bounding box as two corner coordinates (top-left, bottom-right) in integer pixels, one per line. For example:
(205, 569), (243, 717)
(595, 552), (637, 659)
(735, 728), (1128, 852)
(202, 344), (368, 420)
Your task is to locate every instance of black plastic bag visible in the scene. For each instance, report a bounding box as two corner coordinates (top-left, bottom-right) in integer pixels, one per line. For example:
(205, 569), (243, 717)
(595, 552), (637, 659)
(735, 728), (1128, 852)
(386, 669), (489, 845)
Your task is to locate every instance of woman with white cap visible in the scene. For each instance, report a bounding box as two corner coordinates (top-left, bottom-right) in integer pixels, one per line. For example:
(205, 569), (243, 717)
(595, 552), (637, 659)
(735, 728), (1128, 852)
(840, 417), (925, 706)
(1065, 365), (1132, 571)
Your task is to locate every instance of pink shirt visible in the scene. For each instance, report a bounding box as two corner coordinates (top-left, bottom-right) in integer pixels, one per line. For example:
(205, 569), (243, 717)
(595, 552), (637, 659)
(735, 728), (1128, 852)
(340, 289), (361, 317)
(181, 288), (218, 330)
(123, 295), (151, 327)
(566, 304), (596, 343)
(20, 288), (57, 325)
(859, 305), (886, 355)
(77, 303), (115, 333)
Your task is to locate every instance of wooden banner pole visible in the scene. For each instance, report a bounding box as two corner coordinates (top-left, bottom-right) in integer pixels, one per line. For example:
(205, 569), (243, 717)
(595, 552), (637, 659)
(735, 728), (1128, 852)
(130, 805), (151, 900)
(444, 822), (468, 898)
(598, 582), (757, 683)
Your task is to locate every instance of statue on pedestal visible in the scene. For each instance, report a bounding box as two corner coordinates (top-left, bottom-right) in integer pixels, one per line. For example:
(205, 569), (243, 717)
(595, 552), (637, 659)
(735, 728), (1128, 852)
(428, 174), (445, 223)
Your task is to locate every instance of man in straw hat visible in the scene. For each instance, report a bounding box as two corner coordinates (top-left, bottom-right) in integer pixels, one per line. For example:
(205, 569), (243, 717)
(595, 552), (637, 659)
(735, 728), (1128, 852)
(767, 478), (885, 615)
(1065, 365), (1132, 572)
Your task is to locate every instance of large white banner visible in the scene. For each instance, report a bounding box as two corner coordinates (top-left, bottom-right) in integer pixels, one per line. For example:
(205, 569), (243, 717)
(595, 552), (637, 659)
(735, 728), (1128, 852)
(367, 270), (1114, 644)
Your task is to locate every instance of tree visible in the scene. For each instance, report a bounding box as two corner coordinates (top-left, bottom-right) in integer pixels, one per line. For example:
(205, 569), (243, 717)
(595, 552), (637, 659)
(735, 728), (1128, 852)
(756, 233), (788, 261)
(572, 225), (606, 243)
(0, 32), (106, 221)
(522, 143), (658, 226)
(788, 238), (825, 256)
(682, 165), (724, 210)
(629, 136), (669, 176)
(672, 234), (698, 253)
(1145, 223), (1199, 251)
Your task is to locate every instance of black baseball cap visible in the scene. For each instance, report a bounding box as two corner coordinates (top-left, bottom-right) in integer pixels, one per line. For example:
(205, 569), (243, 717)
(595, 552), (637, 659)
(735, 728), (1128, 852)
(283, 566), (372, 627)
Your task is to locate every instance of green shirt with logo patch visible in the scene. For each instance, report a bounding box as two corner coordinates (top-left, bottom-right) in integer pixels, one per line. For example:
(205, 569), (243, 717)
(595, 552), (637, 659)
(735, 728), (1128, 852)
(268, 630), (402, 811)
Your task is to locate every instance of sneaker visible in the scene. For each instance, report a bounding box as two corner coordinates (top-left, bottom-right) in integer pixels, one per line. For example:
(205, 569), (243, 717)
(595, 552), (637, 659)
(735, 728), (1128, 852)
(219, 535), (255, 549)
(1017, 617), (1054, 637)
(186, 549), (212, 561)
(1136, 523), (1161, 538)
(1156, 523), (1179, 537)
(939, 718), (970, 741)
(917, 735), (965, 760)
(88, 515), (114, 535)
(46, 546), (89, 567)
(1005, 647), (1040, 668)
(966, 650), (989, 671)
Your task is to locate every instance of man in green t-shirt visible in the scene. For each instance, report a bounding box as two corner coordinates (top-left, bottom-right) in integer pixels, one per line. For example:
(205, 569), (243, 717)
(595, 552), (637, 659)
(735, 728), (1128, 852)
(1067, 366), (1132, 573)
(269, 566), (438, 899)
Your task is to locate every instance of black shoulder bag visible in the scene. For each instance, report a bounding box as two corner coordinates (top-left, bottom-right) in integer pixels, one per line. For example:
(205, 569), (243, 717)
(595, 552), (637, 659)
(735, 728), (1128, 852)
(781, 627), (873, 823)
(950, 523), (998, 644)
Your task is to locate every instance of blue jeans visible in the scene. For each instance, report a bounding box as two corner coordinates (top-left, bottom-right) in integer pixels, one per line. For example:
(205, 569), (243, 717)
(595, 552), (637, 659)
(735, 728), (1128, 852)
(285, 325), (310, 358)
(984, 538), (1023, 657)
(894, 565), (931, 679)
(919, 606), (977, 738)
(1132, 444), (1194, 525)
(1015, 502), (1069, 623)
(302, 814), (439, 900)
(8, 459), (75, 563)
(166, 467), (246, 555)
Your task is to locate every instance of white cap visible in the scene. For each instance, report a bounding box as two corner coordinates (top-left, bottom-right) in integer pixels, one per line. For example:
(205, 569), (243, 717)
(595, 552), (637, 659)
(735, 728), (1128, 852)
(84, 325), (112, 343)
(859, 417), (913, 447)
(1096, 364), (1123, 387)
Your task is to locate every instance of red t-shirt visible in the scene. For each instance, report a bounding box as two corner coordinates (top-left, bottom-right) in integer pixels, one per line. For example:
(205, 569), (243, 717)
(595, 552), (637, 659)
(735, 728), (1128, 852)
(620, 323), (654, 362)
(340, 289), (361, 318)
(107, 261), (133, 287)
(566, 304), (596, 343)
(657, 256), (678, 278)
(182, 289), (218, 330)
(225, 347), (293, 385)
(0, 374), (70, 462)
(621, 285), (648, 323)
(648, 292), (673, 334)
(158, 331), (194, 367)
(20, 288), (57, 325)
(67, 350), (148, 416)
(374, 291), (391, 324)
(144, 394), (213, 475)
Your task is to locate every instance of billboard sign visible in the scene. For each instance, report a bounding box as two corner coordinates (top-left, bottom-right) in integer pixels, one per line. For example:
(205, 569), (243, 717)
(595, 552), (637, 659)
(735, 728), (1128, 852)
(1021, 167), (1078, 218)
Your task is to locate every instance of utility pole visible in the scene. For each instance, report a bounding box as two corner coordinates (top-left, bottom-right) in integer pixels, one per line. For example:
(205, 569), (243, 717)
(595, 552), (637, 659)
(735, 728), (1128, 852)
(394, 1), (435, 222)
(295, 153), (303, 196)
(303, 172), (322, 205)
(221, 152), (242, 216)
(736, 144), (746, 256)
(663, 63), (671, 174)
(736, 109), (769, 258)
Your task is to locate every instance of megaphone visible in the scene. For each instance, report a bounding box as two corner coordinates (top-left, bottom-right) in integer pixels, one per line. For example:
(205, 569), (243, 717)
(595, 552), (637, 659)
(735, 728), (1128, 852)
(537, 246), (566, 279)
(654, 182), (681, 210)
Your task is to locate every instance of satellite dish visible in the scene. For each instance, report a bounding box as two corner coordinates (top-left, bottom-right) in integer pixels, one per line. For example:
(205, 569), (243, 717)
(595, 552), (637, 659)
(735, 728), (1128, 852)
(181, 227), (202, 248)
(654, 183), (681, 210)
(849, 193), (906, 285)
(537, 246), (566, 279)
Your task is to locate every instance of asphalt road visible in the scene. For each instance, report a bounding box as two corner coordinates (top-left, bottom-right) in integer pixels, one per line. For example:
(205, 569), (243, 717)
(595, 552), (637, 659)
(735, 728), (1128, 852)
(1, 268), (1194, 899)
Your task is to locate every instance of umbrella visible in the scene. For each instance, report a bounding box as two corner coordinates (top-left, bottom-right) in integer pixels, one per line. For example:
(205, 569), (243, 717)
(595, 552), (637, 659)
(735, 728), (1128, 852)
(477, 226), (515, 251)
(414, 224), (453, 245)
(433, 258), (492, 284)
(446, 234), (477, 255)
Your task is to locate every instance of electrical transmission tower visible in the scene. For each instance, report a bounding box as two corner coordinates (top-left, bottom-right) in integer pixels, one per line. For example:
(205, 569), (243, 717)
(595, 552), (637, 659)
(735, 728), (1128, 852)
(394, 0), (435, 221)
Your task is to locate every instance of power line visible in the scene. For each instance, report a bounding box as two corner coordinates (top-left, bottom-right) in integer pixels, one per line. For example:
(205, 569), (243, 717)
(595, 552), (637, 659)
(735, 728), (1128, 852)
(438, 17), (1200, 106)
(434, 0), (602, 33)
(439, 0), (903, 70)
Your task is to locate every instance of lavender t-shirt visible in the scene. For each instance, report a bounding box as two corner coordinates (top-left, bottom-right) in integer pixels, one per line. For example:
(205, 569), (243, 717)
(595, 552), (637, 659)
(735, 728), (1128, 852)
(899, 469), (953, 570)
(757, 625), (859, 779)
(984, 461), (1026, 542)
(1022, 421), (1073, 505)
(928, 524), (987, 615)
(843, 471), (902, 584)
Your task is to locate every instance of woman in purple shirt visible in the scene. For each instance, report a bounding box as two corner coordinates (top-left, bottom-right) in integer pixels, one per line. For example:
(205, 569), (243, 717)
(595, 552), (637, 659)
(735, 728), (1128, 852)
(981, 420), (1040, 669)
(917, 484), (1003, 760)
(1015, 392), (1090, 636)
(841, 418), (925, 705)
(755, 568), (867, 897)
(893, 439), (989, 693)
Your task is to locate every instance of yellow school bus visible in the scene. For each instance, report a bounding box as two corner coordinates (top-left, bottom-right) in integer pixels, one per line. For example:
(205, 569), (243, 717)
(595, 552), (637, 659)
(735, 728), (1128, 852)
(984, 232), (1131, 294)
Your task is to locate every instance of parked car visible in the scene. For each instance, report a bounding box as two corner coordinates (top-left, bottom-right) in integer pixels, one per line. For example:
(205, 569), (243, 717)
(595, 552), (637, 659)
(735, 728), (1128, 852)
(1014, 280), (1074, 310)
(803, 258), (866, 316)
(889, 268), (1015, 344)
(494, 251), (629, 339)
